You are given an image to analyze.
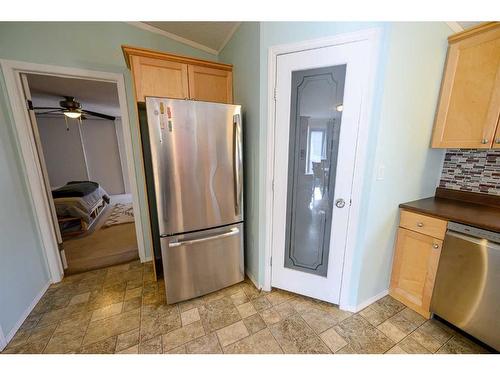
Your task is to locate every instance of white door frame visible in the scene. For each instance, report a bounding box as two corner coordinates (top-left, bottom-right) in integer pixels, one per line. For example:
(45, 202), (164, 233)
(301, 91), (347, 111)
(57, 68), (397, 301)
(0, 324), (6, 352)
(1, 59), (149, 283)
(263, 28), (381, 311)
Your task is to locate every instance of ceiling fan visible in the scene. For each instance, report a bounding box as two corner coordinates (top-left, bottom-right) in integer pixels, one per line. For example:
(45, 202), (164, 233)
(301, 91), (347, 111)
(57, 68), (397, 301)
(33, 96), (116, 122)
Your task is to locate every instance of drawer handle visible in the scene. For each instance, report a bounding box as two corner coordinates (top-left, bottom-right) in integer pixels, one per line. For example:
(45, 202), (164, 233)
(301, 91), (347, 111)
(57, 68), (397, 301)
(432, 243), (439, 249)
(417, 222), (424, 227)
(481, 138), (489, 144)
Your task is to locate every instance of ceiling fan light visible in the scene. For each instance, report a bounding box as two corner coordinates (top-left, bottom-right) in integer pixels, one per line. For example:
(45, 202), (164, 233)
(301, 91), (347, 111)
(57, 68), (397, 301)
(63, 110), (82, 119)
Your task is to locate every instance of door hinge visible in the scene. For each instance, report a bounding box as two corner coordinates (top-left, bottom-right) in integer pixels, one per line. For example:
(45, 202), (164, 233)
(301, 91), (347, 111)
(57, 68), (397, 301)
(273, 87), (277, 101)
(271, 179), (275, 192)
(270, 256), (272, 266)
(26, 99), (33, 111)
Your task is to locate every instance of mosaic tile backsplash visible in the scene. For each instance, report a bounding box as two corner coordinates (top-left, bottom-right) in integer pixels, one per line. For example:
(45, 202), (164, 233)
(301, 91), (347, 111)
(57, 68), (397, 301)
(439, 149), (500, 195)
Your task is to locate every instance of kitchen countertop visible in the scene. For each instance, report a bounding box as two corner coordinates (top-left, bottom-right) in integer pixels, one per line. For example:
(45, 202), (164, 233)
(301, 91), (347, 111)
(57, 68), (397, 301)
(399, 189), (500, 233)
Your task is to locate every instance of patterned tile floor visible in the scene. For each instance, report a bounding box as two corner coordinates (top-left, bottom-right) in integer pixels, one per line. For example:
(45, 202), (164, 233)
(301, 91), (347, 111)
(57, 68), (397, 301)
(1, 260), (491, 354)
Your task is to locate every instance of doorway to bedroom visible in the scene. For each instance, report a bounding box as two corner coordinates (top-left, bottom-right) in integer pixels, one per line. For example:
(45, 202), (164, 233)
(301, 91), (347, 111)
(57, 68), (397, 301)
(22, 73), (140, 274)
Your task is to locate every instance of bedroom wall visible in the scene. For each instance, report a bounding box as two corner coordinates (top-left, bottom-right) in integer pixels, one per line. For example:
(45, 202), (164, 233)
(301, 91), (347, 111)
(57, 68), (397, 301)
(37, 116), (126, 195)
(79, 118), (125, 195)
(36, 116), (88, 188)
(0, 21), (216, 340)
(115, 118), (131, 194)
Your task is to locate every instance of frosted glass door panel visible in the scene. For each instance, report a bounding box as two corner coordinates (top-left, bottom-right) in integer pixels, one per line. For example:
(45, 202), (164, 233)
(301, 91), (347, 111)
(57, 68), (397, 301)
(284, 65), (346, 277)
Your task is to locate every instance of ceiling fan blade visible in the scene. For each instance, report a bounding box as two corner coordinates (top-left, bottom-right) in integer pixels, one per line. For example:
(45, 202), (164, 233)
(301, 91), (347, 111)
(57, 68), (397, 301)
(35, 109), (63, 115)
(81, 109), (116, 121)
(33, 106), (64, 111)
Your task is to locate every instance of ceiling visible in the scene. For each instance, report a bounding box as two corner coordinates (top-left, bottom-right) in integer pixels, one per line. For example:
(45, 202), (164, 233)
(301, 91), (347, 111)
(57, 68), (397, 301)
(27, 74), (121, 117)
(138, 22), (240, 54)
(457, 21), (483, 30)
(133, 22), (486, 55)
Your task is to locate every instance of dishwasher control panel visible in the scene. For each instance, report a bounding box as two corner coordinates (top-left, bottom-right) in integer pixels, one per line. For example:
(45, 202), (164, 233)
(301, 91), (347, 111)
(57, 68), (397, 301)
(448, 222), (500, 244)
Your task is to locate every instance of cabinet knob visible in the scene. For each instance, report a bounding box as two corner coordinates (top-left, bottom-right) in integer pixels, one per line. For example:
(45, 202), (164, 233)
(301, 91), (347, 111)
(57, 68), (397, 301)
(417, 222), (424, 227)
(496, 139), (500, 144)
(481, 138), (489, 144)
(433, 243), (439, 249)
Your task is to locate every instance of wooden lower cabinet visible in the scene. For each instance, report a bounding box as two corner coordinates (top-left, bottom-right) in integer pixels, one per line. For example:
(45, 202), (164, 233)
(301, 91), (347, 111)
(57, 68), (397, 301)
(390, 226), (443, 318)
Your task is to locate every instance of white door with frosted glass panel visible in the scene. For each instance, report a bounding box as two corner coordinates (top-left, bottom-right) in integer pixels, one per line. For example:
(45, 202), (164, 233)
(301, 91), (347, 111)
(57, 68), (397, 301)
(271, 41), (370, 304)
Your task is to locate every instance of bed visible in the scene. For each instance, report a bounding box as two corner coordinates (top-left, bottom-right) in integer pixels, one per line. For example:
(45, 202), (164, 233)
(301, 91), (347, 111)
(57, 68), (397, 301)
(52, 181), (110, 237)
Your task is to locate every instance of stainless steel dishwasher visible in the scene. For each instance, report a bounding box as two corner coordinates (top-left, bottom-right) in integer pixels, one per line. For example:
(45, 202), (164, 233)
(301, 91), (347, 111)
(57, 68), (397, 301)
(430, 222), (500, 351)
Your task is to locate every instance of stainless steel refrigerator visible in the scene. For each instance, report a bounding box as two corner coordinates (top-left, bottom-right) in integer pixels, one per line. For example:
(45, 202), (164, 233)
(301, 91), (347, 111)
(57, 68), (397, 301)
(143, 97), (244, 304)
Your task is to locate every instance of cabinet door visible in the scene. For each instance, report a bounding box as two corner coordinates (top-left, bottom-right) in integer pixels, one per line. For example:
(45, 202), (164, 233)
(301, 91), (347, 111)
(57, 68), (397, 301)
(188, 65), (233, 103)
(131, 56), (189, 101)
(390, 228), (442, 318)
(431, 25), (500, 148)
(493, 116), (500, 148)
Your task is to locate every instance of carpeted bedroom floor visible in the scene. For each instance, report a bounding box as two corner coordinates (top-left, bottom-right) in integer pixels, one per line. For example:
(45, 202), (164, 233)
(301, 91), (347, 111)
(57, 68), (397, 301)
(63, 194), (139, 275)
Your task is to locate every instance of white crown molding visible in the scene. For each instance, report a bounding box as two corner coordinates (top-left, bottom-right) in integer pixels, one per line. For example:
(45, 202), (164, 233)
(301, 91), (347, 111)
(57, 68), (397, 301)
(446, 22), (464, 33)
(218, 22), (241, 54)
(126, 22), (219, 56)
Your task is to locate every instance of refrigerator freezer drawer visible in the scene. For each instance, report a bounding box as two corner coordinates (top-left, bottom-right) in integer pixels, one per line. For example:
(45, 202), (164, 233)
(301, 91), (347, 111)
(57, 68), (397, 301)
(161, 223), (244, 304)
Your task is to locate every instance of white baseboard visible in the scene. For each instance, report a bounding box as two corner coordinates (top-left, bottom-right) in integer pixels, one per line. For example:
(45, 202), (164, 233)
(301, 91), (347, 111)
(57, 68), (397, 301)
(245, 269), (261, 290)
(0, 325), (6, 352)
(5, 281), (51, 344)
(340, 289), (389, 313)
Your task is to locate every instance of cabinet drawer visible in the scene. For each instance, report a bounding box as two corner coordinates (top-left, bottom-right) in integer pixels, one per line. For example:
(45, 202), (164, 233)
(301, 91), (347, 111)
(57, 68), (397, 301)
(400, 210), (447, 240)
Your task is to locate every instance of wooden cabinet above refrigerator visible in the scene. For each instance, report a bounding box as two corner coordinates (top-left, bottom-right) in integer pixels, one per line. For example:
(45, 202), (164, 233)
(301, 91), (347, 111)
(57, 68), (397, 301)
(122, 45), (233, 104)
(431, 22), (500, 149)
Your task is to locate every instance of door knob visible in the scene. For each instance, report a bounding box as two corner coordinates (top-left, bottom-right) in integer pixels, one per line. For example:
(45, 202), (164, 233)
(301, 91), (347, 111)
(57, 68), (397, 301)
(335, 198), (346, 208)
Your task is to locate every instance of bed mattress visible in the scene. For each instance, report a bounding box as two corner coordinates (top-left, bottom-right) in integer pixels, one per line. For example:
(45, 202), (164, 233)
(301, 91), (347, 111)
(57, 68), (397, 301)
(53, 186), (109, 224)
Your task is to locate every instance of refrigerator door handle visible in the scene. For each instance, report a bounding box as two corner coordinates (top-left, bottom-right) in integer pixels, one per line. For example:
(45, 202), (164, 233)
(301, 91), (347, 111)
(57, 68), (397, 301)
(169, 227), (240, 248)
(233, 114), (243, 216)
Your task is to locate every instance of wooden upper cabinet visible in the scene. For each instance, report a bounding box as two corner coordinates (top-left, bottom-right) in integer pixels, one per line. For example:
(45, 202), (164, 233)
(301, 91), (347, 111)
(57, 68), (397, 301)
(131, 56), (189, 101)
(494, 116), (500, 148)
(122, 46), (233, 104)
(390, 226), (442, 318)
(431, 22), (500, 149)
(188, 65), (233, 104)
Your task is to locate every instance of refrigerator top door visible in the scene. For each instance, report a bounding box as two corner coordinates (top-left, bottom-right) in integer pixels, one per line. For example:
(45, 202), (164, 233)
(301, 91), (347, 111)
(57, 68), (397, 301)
(146, 97), (243, 236)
